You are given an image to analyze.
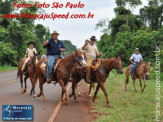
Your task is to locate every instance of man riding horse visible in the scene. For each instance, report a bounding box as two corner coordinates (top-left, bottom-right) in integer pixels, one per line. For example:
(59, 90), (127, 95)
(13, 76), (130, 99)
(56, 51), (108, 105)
(82, 36), (103, 83)
(129, 48), (143, 79)
(43, 30), (65, 83)
(21, 41), (37, 74)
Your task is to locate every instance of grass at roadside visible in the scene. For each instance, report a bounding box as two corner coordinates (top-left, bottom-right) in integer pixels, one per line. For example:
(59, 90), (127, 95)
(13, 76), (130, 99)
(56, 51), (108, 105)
(90, 68), (163, 122)
(0, 65), (17, 72)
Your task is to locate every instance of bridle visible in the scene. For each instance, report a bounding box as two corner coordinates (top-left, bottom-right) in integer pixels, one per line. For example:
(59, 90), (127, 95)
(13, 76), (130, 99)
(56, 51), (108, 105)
(74, 52), (86, 65)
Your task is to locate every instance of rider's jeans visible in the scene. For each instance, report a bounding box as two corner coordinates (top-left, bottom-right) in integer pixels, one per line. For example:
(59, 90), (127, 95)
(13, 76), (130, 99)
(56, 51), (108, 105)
(46, 55), (58, 79)
(131, 62), (139, 76)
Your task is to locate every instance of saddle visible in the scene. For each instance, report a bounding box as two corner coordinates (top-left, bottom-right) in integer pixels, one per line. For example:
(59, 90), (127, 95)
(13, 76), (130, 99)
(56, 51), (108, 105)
(40, 57), (62, 72)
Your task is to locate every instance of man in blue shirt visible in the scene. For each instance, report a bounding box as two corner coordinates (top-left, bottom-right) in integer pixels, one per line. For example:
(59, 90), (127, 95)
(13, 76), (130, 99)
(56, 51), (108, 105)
(129, 48), (143, 79)
(43, 30), (65, 83)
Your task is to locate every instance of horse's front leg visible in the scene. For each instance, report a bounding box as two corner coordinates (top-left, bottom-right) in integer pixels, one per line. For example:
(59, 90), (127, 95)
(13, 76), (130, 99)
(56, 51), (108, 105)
(88, 83), (93, 96)
(24, 76), (28, 93)
(139, 78), (143, 92)
(58, 79), (67, 104)
(98, 81), (111, 108)
(142, 76), (146, 92)
(92, 83), (100, 103)
(72, 84), (78, 102)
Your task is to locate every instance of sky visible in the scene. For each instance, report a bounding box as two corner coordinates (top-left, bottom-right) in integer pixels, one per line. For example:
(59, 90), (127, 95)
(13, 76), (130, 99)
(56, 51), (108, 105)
(35, 0), (148, 48)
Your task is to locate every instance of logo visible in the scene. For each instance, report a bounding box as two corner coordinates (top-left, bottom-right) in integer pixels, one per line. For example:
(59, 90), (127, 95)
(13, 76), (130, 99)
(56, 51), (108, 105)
(2, 105), (33, 121)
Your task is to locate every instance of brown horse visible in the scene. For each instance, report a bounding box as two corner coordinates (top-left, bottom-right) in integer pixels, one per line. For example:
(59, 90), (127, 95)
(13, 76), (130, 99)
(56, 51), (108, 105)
(125, 62), (151, 92)
(36, 49), (87, 103)
(17, 52), (40, 95)
(70, 56), (123, 107)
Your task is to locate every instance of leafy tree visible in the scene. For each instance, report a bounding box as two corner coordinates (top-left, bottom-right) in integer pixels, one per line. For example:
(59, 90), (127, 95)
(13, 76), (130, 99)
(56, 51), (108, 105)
(0, 42), (18, 66)
(140, 0), (163, 30)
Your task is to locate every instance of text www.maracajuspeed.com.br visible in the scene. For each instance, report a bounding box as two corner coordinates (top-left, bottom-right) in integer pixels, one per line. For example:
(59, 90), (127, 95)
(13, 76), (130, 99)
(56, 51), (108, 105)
(2, 12), (94, 20)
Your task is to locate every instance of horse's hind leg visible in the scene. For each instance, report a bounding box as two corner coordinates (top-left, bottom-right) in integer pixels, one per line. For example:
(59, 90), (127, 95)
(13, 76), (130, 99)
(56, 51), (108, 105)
(24, 76), (28, 93)
(92, 83), (100, 103)
(88, 83), (93, 96)
(20, 74), (24, 94)
(125, 74), (129, 91)
(133, 79), (137, 92)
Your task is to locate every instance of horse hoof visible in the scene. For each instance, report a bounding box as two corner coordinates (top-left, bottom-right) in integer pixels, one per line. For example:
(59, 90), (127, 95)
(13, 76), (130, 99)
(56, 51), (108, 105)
(64, 101), (68, 105)
(37, 94), (41, 97)
(135, 90), (137, 92)
(33, 94), (37, 98)
(107, 104), (112, 108)
(88, 94), (92, 97)
(75, 99), (79, 102)
(43, 98), (47, 102)
(69, 94), (73, 98)
(24, 89), (26, 92)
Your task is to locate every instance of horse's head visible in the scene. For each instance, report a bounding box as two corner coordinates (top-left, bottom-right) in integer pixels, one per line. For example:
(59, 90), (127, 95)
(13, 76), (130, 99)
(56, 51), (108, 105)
(74, 49), (87, 66)
(32, 52), (40, 66)
(113, 55), (123, 74)
(145, 62), (151, 80)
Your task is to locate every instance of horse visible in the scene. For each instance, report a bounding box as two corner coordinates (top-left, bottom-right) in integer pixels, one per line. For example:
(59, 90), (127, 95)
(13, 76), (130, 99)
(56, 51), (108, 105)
(17, 52), (40, 95)
(125, 62), (151, 92)
(35, 49), (87, 103)
(70, 55), (123, 107)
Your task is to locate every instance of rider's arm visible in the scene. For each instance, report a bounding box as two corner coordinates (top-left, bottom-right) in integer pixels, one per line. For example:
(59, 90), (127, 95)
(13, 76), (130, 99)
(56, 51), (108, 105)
(129, 54), (135, 64)
(82, 42), (88, 50)
(95, 46), (103, 56)
(129, 59), (135, 64)
(43, 40), (49, 47)
(24, 49), (28, 58)
(59, 41), (66, 52)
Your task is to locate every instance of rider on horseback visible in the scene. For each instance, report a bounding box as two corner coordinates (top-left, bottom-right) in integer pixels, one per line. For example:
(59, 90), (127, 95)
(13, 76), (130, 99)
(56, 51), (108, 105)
(129, 48), (143, 79)
(82, 36), (103, 83)
(21, 41), (37, 73)
(43, 30), (65, 83)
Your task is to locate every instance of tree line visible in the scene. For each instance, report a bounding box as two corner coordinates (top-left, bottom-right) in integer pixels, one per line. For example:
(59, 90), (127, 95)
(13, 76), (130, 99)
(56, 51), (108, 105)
(0, 0), (76, 66)
(96, 0), (163, 67)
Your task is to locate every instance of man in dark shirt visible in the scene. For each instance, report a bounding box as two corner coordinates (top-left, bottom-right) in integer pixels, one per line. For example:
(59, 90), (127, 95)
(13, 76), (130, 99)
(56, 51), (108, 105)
(43, 30), (65, 83)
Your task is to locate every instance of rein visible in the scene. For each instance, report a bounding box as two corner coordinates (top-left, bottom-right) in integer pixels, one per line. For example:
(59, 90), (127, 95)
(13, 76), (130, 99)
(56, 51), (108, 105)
(106, 58), (121, 80)
(74, 52), (85, 65)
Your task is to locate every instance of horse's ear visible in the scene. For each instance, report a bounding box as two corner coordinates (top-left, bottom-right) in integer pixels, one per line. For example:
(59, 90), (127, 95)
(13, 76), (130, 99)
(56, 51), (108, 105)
(116, 54), (121, 59)
(149, 62), (151, 66)
(75, 48), (78, 53)
(38, 51), (40, 55)
(33, 52), (36, 55)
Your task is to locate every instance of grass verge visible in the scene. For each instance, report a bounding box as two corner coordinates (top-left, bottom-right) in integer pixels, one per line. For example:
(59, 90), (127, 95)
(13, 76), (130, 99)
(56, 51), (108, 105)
(90, 68), (163, 122)
(0, 65), (17, 72)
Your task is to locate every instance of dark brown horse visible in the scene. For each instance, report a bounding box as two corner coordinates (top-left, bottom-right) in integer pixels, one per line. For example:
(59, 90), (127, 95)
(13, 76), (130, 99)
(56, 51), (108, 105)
(36, 49), (87, 103)
(125, 62), (151, 92)
(70, 56), (123, 107)
(17, 53), (40, 95)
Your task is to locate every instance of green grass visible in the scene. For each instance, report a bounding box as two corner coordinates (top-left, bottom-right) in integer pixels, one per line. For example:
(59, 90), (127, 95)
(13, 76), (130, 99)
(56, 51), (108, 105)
(90, 68), (163, 122)
(0, 65), (17, 72)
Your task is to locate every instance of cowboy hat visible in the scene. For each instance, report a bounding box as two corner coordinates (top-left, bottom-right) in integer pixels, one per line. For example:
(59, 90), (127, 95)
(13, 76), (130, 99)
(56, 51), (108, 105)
(90, 36), (97, 41)
(51, 30), (60, 36)
(135, 48), (139, 51)
(27, 41), (35, 45)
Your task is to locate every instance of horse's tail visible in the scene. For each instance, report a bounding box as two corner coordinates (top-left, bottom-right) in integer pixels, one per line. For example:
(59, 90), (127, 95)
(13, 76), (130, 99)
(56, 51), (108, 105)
(125, 68), (130, 84)
(17, 70), (20, 79)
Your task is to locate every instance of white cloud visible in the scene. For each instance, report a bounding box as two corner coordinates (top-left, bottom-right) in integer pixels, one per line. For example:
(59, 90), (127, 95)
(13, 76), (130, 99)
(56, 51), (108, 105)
(35, 0), (148, 48)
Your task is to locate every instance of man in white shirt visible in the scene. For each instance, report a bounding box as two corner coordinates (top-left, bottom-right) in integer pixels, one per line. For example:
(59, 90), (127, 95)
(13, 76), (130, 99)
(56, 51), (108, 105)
(129, 48), (143, 78)
(82, 36), (103, 83)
